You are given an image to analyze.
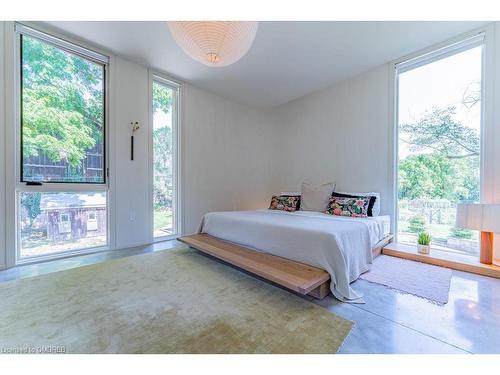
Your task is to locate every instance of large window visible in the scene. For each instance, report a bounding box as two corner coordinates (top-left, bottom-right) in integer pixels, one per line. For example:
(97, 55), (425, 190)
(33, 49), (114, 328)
(396, 35), (483, 257)
(151, 76), (179, 239)
(21, 33), (105, 183)
(16, 24), (109, 261)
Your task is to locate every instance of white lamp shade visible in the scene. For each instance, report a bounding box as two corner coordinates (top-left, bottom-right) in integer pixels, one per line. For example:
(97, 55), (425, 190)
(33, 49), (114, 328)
(167, 21), (259, 67)
(456, 203), (500, 233)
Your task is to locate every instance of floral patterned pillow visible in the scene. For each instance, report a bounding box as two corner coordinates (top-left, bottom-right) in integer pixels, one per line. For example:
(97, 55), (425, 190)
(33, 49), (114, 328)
(269, 195), (301, 212)
(325, 196), (370, 217)
(331, 192), (377, 216)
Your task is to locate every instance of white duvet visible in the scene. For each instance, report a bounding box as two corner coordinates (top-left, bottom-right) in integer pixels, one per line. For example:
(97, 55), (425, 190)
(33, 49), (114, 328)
(198, 209), (386, 303)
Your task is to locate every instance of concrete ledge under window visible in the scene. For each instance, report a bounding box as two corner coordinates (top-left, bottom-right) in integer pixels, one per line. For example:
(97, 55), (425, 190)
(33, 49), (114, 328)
(383, 242), (500, 279)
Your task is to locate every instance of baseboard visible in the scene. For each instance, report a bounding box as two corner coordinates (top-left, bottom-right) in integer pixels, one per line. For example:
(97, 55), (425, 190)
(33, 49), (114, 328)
(113, 240), (152, 252)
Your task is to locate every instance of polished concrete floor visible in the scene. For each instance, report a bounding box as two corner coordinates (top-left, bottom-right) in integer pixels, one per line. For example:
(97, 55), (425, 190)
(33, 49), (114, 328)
(1, 240), (499, 354)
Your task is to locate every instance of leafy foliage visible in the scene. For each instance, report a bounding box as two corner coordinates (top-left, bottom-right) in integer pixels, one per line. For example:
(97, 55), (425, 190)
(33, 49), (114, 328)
(418, 232), (432, 245)
(399, 95), (481, 205)
(400, 106), (479, 159)
(153, 82), (173, 113)
(21, 192), (42, 228)
(22, 35), (104, 178)
(450, 227), (473, 239)
(399, 153), (479, 201)
(152, 82), (174, 211)
(408, 215), (426, 233)
(399, 154), (453, 200)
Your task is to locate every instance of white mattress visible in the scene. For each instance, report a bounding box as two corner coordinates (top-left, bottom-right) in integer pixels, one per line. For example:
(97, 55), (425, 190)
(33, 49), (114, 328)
(199, 209), (390, 303)
(275, 208), (391, 243)
(289, 211), (390, 247)
(371, 215), (391, 242)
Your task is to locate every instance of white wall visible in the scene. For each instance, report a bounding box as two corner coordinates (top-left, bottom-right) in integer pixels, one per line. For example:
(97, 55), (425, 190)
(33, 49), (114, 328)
(182, 84), (277, 234)
(0, 22), (6, 268)
(93, 59), (279, 248)
(271, 65), (394, 218)
(112, 57), (151, 249)
(110, 60), (278, 244)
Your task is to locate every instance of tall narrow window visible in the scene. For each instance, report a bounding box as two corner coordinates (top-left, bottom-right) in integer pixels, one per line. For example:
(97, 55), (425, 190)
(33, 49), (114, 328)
(396, 35), (483, 257)
(152, 76), (179, 239)
(16, 24), (109, 261)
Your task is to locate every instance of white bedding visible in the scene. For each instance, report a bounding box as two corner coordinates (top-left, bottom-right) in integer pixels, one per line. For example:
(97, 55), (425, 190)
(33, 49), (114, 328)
(198, 209), (391, 303)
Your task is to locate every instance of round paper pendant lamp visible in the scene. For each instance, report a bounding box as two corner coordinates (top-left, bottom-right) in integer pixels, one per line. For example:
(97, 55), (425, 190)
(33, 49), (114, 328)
(167, 21), (259, 67)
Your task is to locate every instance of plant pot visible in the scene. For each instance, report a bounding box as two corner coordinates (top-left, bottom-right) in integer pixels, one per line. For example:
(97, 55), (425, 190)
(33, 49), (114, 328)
(417, 244), (430, 254)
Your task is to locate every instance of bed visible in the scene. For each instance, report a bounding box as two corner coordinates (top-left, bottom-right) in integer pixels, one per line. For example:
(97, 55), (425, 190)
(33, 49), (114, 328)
(181, 209), (392, 303)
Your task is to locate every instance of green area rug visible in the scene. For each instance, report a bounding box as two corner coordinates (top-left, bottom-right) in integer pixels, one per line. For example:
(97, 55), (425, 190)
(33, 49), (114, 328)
(0, 248), (353, 353)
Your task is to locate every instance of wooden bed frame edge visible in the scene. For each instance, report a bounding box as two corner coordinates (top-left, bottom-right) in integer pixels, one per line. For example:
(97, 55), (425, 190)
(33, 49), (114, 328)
(179, 233), (394, 300)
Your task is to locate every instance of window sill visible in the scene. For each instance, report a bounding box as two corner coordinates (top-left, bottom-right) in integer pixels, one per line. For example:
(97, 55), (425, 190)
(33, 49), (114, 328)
(383, 242), (500, 279)
(16, 245), (110, 267)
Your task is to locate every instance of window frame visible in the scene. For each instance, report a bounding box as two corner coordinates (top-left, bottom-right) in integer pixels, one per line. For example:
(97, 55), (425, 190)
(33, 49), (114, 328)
(149, 71), (182, 242)
(18, 26), (108, 185)
(13, 23), (111, 264)
(392, 30), (487, 249)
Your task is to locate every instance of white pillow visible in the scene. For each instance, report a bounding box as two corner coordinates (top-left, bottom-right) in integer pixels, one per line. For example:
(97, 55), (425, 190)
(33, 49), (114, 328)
(336, 191), (381, 216)
(280, 192), (300, 196)
(300, 182), (336, 212)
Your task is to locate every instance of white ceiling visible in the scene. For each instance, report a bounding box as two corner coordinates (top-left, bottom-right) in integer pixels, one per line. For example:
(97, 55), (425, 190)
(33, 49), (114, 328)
(43, 21), (488, 108)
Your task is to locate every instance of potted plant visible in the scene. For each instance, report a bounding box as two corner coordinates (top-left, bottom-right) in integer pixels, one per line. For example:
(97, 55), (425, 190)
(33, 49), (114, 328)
(417, 232), (431, 254)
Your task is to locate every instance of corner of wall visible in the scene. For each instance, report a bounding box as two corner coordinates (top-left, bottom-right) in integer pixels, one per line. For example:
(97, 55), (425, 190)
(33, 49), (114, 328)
(266, 65), (393, 215)
(0, 21), (6, 268)
(180, 83), (279, 234)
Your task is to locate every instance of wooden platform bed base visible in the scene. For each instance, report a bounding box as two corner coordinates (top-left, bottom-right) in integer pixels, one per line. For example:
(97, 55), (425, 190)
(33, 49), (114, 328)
(179, 234), (394, 300)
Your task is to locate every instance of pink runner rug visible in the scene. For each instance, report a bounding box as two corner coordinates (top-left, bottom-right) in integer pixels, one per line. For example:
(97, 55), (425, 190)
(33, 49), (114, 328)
(360, 255), (452, 304)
